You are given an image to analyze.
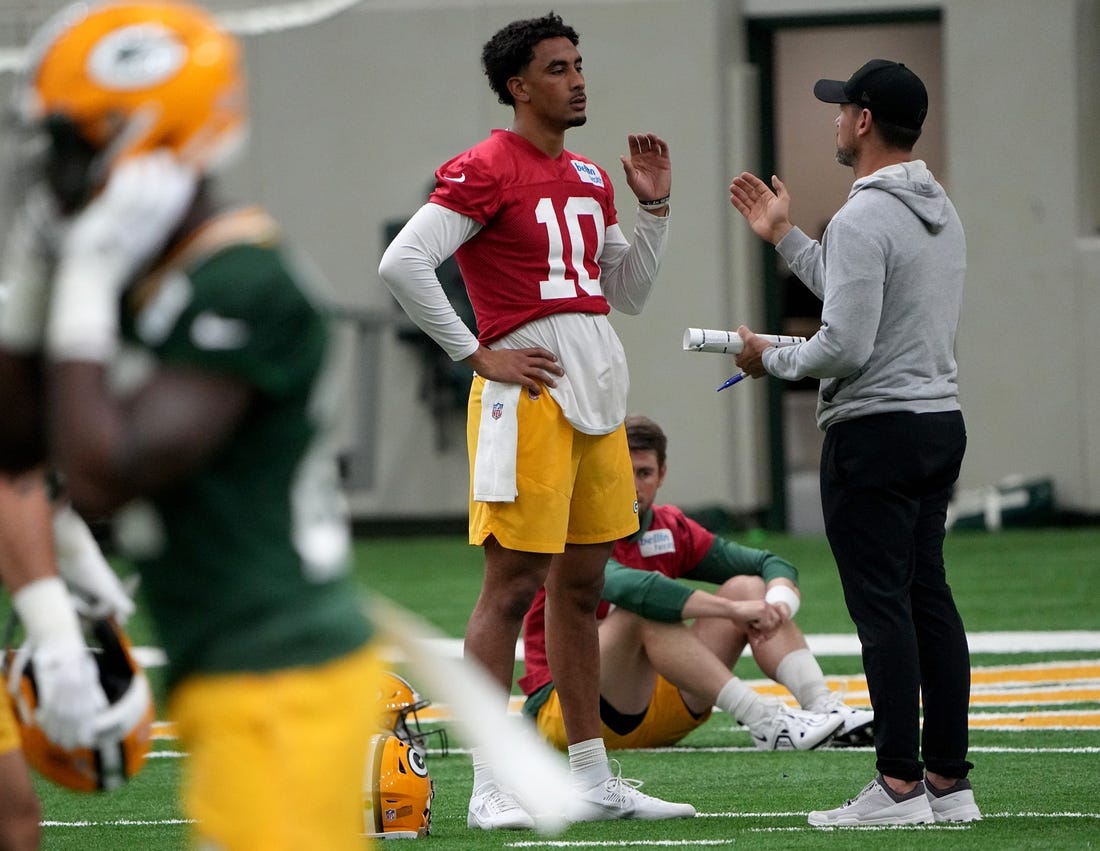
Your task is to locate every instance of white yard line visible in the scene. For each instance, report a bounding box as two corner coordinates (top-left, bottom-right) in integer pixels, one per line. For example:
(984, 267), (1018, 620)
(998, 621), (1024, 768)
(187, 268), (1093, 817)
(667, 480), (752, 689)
(131, 631), (1100, 669)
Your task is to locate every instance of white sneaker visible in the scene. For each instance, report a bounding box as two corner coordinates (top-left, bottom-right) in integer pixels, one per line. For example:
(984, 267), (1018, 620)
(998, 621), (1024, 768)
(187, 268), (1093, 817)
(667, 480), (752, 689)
(568, 761), (696, 822)
(925, 777), (982, 822)
(467, 783), (536, 830)
(808, 775), (934, 826)
(815, 694), (875, 747)
(749, 706), (844, 750)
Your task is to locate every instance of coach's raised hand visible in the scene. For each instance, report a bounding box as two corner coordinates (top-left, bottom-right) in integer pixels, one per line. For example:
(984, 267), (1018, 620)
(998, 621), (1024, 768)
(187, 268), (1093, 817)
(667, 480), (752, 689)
(730, 172), (792, 245)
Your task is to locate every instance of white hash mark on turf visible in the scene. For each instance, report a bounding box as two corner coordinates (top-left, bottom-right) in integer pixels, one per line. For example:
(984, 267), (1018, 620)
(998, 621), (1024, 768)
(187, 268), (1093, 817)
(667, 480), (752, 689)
(42, 819), (196, 827)
(507, 842), (737, 848)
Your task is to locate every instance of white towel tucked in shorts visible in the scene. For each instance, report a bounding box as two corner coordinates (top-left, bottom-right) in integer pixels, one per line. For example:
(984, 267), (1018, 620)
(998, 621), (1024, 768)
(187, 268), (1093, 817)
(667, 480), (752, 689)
(472, 380), (522, 502)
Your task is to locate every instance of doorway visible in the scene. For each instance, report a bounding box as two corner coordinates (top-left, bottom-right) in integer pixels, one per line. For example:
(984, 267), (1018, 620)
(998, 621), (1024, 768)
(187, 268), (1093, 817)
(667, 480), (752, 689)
(745, 12), (943, 531)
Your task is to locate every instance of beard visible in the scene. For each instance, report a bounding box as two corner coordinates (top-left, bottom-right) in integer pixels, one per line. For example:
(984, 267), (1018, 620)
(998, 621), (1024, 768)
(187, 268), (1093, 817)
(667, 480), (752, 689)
(567, 115), (588, 128)
(835, 145), (856, 167)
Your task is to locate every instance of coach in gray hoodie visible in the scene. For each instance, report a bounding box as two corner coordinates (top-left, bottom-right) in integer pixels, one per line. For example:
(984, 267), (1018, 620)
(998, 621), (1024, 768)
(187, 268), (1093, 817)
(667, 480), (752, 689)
(729, 59), (980, 828)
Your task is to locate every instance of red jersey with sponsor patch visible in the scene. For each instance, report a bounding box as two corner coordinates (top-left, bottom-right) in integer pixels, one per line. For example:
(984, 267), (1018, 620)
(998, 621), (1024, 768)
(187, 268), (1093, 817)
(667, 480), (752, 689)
(519, 504), (715, 695)
(429, 129), (617, 345)
(610, 504), (716, 579)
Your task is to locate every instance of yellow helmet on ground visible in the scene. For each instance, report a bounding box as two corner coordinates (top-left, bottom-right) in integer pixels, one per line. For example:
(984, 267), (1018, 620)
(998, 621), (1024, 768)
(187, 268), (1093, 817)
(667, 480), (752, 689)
(377, 670), (449, 756)
(362, 732), (434, 839)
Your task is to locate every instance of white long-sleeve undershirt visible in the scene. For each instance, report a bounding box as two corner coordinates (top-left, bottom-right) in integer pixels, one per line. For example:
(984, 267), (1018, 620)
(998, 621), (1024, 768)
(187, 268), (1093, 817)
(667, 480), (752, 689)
(377, 202), (669, 361)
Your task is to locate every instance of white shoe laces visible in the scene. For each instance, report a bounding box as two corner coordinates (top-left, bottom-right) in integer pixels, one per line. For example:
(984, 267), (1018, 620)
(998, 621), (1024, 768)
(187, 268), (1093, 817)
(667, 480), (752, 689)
(602, 760), (648, 805)
(823, 683), (849, 707)
(817, 683), (861, 715)
(477, 786), (525, 815)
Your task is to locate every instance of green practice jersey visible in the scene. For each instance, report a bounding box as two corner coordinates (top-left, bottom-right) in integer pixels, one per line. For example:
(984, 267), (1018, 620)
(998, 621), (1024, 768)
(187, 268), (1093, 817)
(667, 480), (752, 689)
(117, 207), (369, 688)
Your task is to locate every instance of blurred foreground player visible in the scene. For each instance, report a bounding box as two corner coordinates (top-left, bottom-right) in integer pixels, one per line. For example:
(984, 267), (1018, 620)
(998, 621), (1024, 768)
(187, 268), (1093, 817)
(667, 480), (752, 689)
(1, 217), (140, 846)
(0, 3), (379, 848)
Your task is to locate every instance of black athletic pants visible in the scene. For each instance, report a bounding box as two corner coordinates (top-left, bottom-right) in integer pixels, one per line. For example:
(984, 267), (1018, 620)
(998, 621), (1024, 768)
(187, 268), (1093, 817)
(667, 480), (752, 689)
(820, 410), (973, 782)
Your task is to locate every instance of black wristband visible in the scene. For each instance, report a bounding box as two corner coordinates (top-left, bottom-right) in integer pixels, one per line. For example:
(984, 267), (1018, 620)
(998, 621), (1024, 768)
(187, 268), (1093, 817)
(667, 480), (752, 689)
(638, 195), (670, 210)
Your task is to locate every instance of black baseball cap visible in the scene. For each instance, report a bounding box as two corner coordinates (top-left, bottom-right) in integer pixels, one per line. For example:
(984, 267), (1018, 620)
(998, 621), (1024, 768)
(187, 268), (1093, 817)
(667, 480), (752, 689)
(814, 59), (928, 131)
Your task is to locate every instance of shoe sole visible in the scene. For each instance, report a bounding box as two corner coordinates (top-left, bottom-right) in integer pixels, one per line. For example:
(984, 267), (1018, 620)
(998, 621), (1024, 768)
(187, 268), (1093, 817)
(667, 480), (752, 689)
(799, 714), (847, 751)
(756, 719), (845, 751)
(794, 720), (845, 751)
(830, 722), (875, 748)
(932, 808), (982, 823)
(467, 814), (535, 830)
(758, 733), (838, 751)
(568, 804), (696, 823)
(808, 812), (934, 827)
(808, 796), (935, 827)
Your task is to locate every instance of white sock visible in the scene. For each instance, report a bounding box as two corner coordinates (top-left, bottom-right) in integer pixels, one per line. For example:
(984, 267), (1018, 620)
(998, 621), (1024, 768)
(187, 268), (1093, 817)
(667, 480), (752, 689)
(567, 738), (611, 791)
(715, 678), (773, 729)
(775, 648), (833, 710)
(470, 747), (496, 793)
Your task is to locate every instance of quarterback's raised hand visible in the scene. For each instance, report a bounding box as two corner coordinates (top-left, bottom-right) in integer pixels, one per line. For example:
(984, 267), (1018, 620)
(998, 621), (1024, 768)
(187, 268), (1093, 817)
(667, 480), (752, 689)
(620, 133), (671, 213)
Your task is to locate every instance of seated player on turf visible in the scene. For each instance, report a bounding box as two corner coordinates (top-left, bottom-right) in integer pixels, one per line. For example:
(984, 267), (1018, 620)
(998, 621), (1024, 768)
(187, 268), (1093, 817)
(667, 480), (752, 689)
(521, 414), (874, 751)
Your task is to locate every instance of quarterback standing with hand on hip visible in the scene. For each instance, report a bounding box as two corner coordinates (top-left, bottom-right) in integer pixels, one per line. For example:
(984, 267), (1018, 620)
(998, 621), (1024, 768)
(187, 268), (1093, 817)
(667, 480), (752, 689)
(380, 10), (694, 830)
(0, 3), (379, 848)
(730, 59), (979, 826)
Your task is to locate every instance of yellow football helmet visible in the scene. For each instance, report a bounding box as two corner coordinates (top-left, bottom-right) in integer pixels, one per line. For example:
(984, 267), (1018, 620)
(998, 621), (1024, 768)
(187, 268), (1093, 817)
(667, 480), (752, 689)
(3, 616), (154, 792)
(377, 671), (448, 756)
(362, 732), (434, 839)
(13, 0), (247, 211)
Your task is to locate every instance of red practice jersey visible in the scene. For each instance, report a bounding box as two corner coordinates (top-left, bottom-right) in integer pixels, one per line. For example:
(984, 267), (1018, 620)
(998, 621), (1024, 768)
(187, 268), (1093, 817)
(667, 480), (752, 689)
(610, 504), (716, 579)
(430, 129), (618, 344)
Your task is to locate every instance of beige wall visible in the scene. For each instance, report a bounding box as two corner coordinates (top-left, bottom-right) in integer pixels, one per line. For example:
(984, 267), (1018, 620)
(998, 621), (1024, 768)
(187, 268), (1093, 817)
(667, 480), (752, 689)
(2, 0), (1099, 519)
(248, 0), (1100, 518)
(944, 0), (1100, 511)
(776, 23), (945, 234)
(228, 0), (750, 518)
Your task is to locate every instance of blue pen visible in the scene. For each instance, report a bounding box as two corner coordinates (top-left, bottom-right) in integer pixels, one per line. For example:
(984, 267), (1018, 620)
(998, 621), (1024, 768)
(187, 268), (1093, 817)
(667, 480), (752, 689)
(716, 373), (747, 392)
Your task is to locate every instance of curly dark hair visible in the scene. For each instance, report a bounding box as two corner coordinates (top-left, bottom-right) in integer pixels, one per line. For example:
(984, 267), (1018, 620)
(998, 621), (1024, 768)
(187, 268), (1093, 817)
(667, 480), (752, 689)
(481, 11), (579, 106)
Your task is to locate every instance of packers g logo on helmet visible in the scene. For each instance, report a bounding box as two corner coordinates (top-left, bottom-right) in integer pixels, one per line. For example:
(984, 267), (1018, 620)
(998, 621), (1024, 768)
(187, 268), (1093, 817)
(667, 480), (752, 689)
(3, 616), (155, 792)
(377, 671), (448, 757)
(14, 0), (247, 211)
(362, 733), (434, 839)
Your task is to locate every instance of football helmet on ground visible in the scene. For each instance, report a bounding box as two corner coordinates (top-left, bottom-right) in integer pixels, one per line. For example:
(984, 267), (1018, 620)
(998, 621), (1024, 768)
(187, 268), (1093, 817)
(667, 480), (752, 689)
(377, 670), (448, 756)
(12, 0), (247, 212)
(362, 732), (434, 839)
(3, 615), (154, 792)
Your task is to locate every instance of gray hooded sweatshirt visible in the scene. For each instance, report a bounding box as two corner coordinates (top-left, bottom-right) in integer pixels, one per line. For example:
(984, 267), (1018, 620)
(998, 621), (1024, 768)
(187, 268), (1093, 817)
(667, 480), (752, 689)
(764, 159), (965, 431)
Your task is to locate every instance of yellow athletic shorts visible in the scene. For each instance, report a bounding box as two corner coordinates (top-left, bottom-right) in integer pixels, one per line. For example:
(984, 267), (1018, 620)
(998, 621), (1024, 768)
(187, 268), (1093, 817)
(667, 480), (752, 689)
(534, 675), (712, 750)
(0, 693), (20, 755)
(467, 376), (639, 553)
(169, 644), (382, 851)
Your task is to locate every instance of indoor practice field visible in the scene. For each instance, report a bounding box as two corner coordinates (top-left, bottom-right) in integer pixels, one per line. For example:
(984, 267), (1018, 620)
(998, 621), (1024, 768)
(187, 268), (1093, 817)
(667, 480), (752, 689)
(10, 526), (1100, 850)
